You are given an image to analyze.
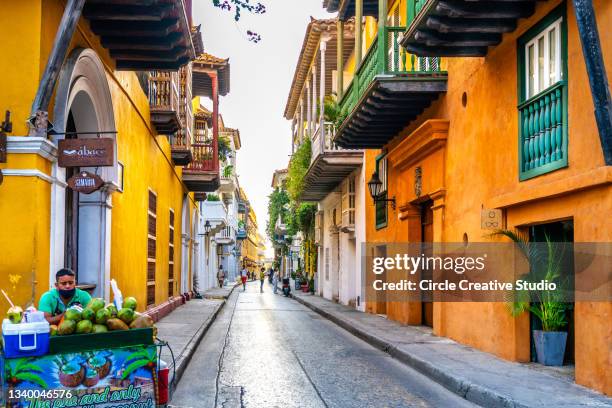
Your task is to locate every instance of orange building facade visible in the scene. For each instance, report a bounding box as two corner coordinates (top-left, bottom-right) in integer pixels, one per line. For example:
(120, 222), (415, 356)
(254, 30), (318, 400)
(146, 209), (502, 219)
(326, 0), (611, 395)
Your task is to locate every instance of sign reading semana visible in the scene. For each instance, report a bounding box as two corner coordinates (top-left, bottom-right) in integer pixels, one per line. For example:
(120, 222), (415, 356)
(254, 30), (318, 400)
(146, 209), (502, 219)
(67, 171), (105, 194)
(58, 138), (114, 168)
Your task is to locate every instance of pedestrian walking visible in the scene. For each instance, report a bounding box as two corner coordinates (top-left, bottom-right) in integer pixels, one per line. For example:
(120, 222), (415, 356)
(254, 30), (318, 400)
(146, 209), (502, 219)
(272, 268), (279, 294)
(259, 267), (265, 293)
(217, 265), (225, 288)
(240, 266), (248, 291)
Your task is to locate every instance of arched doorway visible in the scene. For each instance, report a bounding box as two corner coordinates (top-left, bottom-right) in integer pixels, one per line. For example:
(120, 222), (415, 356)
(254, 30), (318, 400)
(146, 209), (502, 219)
(50, 48), (117, 299)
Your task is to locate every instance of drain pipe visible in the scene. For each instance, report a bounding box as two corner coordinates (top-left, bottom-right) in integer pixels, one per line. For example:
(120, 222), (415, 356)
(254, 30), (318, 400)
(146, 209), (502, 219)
(29, 0), (86, 137)
(572, 0), (612, 165)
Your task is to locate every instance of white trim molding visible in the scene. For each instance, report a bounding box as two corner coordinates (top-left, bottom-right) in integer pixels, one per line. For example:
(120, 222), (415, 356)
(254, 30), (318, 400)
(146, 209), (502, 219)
(1, 168), (66, 187)
(6, 136), (57, 162)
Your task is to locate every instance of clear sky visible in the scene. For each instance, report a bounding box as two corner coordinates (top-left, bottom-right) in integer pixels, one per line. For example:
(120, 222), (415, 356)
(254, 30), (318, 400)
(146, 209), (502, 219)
(192, 1), (334, 255)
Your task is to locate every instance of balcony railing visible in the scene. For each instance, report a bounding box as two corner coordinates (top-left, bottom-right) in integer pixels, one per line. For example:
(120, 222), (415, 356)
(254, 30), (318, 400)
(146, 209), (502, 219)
(407, 0), (428, 28)
(339, 26), (442, 116)
(185, 141), (217, 172)
(149, 71), (179, 114)
(518, 81), (567, 180)
(311, 122), (339, 162)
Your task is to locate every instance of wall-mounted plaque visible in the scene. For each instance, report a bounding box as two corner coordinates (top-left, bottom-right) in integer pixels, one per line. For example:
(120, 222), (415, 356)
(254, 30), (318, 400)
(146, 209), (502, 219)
(481, 208), (502, 230)
(67, 171), (104, 194)
(58, 138), (114, 167)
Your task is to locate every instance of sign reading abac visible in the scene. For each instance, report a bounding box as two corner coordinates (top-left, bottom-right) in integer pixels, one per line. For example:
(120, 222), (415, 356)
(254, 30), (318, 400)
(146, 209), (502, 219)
(68, 171), (104, 194)
(59, 138), (114, 167)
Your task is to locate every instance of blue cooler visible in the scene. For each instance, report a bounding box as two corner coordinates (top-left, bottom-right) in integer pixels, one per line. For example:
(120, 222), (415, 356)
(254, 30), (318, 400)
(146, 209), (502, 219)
(2, 319), (50, 358)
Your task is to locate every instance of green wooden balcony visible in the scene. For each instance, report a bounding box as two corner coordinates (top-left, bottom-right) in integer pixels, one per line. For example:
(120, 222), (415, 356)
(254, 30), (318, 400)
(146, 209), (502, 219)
(335, 26), (447, 149)
(519, 81), (568, 180)
(401, 0), (541, 57)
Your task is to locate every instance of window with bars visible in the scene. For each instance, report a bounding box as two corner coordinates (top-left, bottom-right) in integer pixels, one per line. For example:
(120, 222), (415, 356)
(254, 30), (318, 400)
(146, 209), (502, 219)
(147, 190), (157, 307)
(169, 209), (175, 297)
(517, 5), (567, 180)
(375, 154), (388, 229)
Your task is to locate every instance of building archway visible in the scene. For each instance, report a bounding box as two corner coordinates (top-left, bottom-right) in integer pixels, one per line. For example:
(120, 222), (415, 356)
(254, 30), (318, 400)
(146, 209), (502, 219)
(50, 48), (117, 299)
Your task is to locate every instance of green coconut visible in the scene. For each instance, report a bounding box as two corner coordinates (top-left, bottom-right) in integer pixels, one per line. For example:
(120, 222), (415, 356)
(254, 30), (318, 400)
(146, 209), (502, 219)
(76, 319), (93, 334)
(58, 320), (76, 335)
(105, 303), (118, 317)
(95, 308), (111, 325)
(87, 298), (105, 313)
(64, 308), (82, 322)
(123, 297), (137, 311)
(7, 306), (23, 324)
(92, 324), (108, 334)
(117, 308), (135, 324)
(81, 308), (95, 322)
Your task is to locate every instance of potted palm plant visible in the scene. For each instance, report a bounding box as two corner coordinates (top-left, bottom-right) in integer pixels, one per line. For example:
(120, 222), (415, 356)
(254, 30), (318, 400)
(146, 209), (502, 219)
(493, 230), (570, 366)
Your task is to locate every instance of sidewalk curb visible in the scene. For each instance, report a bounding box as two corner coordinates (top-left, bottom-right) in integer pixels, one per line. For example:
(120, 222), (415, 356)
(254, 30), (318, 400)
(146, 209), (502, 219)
(170, 285), (237, 393)
(291, 294), (528, 408)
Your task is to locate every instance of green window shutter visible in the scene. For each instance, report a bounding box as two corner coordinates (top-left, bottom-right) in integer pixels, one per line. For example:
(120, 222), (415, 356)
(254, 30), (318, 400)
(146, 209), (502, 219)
(517, 3), (568, 181)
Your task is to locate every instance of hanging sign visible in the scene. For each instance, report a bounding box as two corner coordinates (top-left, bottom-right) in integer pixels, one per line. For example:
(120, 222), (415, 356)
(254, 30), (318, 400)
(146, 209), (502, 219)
(0, 169), (3, 186)
(58, 138), (114, 167)
(0, 132), (6, 163)
(67, 171), (105, 194)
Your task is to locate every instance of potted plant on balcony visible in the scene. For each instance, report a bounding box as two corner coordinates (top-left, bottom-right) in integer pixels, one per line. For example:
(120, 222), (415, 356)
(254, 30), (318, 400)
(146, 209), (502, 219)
(492, 230), (570, 366)
(206, 193), (220, 202)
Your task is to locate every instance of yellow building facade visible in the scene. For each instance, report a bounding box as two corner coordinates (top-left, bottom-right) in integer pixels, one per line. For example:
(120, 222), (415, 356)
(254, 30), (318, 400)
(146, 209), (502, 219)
(0, 1), (212, 314)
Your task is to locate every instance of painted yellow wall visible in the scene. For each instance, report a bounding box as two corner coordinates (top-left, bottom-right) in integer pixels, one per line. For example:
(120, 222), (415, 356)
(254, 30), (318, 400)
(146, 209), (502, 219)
(0, 1), (197, 314)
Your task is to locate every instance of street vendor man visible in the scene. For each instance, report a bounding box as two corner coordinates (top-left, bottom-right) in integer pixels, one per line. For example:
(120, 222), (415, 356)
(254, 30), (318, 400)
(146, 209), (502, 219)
(38, 268), (92, 325)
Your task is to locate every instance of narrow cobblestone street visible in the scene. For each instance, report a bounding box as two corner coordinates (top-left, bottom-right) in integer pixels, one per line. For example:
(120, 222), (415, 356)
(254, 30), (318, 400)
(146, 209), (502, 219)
(169, 281), (476, 408)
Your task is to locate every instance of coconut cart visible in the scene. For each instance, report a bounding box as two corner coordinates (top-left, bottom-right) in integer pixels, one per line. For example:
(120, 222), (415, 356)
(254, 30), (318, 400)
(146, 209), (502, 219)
(1, 291), (164, 408)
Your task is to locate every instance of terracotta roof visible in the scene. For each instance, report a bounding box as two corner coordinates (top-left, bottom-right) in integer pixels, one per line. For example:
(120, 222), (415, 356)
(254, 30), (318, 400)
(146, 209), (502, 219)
(283, 17), (355, 119)
(193, 52), (231, 97)
(195, 52), (228, 66)
(191, 25), (204, 55)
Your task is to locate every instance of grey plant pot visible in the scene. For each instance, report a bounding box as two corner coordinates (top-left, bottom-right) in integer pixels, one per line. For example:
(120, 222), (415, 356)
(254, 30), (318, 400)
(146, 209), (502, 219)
(533, 330), (568, 366)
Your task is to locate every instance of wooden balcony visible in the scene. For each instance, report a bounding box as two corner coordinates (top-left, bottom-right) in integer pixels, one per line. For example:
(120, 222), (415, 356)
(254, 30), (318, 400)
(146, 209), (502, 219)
(301, 123), (362, 201)
(149, 71), (181, 135)
(182, 139), (219, 192)
(169, 128), (192, 166)
(84, 0), (194, 70)
(335, 27), (447, 149)
(402, 0), (541, 57)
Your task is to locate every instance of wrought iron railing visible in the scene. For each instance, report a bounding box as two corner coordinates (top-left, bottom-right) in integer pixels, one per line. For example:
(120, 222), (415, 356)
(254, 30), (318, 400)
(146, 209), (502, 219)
(518, 81), (567, 179)
(149, 71), (179, 113)
(338, 26), (443, 117)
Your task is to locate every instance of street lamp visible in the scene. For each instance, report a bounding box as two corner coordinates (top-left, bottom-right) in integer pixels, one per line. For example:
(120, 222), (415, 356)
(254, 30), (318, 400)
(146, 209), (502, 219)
(367, 171), (395, 210)
(204, 220), (211, 236)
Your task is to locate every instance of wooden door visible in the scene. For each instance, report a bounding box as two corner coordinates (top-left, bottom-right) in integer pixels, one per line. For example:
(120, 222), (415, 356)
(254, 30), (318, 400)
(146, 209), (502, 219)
(421, 200), (434, 327)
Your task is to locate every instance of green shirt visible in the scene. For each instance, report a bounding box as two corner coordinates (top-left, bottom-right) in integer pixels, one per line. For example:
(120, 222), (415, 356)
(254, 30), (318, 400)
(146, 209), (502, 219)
(38, 288), (92, 316)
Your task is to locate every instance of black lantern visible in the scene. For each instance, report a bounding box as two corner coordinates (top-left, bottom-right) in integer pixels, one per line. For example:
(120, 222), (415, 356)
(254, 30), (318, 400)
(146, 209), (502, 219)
(204, 220), (211, 236)
(368, 171), (396, 209)
(367, 171), (383, 199)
